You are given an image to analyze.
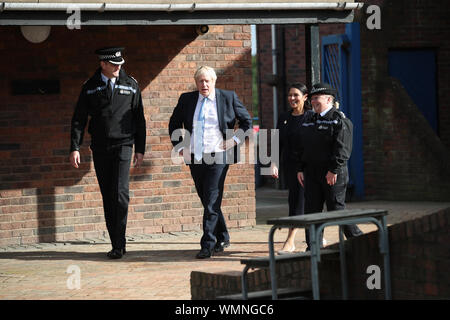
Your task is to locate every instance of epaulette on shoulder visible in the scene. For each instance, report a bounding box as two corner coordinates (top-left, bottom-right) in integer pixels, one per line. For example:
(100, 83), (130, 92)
(335, 110), (346, 119)
(128, 75), (138, 84)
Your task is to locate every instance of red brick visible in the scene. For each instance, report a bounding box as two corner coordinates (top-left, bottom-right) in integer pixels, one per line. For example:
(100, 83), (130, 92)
(424, 283), (439, 296)
(225, 40), (243, 47)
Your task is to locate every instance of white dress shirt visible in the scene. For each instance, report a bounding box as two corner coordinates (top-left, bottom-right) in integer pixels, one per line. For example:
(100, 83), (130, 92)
(191, 92), (224, 154)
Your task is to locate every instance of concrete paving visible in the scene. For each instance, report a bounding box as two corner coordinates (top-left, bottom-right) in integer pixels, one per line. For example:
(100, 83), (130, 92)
(1, 187), (449, 300)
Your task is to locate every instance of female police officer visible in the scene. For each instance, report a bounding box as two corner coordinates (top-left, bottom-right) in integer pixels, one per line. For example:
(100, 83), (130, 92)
(296, 82), (362, 251)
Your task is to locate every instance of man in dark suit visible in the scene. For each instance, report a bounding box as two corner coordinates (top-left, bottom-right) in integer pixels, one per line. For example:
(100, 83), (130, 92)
(169, 66), (252, 259)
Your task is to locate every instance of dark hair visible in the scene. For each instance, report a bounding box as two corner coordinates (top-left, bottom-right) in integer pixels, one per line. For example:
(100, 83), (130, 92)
(288, 82), (311, 111)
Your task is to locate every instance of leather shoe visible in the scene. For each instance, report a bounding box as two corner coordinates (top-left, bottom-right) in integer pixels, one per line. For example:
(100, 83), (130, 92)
(107, 248), (124, 259)
(196, 248), (212, 259)
(214, 240), (230, 253)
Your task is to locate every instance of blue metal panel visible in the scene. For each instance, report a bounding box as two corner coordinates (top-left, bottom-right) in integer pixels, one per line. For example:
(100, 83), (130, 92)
(322, 35), (343, 106)
(345, 23), (364, 200)
(321, 23), (364, 200)
(388, 50), (438, 132)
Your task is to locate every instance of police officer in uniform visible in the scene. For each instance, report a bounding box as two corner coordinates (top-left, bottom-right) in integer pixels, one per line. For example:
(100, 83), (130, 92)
(69, 47), (146, 259)
(296, 82), (362, 250)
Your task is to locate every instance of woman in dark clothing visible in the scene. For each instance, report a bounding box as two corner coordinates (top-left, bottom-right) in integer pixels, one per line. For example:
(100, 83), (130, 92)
(271, 83), (311, 254)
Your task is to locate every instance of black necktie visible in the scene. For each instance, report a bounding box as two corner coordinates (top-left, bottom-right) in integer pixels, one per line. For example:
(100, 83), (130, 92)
(313, 113), (319, 121)
(106, 79), (112, 99)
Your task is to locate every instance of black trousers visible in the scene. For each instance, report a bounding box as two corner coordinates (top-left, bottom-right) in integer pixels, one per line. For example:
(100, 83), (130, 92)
(189, 153), (230, 252)
(303, 165), (362, 249)
(92, 144), (133, 250)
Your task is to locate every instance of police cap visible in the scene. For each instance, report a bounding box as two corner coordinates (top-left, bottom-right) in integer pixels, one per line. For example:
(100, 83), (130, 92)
(310, 82), (337, 97)
(95, 47), (125, 65)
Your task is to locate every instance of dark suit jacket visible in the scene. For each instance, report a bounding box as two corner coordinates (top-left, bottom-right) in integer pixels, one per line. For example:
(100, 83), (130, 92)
(168, 88), (252, 164)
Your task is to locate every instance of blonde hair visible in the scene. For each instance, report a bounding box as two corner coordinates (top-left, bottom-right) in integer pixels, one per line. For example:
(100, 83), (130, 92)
(326, 95), (340, 109)
(194, 66), (217, 82)
(334, 100), (340, 109)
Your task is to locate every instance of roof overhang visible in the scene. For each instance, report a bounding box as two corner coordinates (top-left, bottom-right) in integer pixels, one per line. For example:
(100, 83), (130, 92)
(0, 1), (363, 25)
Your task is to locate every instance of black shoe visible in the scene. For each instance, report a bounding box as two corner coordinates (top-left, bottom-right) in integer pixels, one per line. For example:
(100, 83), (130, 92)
(196, 248), (213, 259)
(214, 240), (230, 253)
(107, 248), (124, 259)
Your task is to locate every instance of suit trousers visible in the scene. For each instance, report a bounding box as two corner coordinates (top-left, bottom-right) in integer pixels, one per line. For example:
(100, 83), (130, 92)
(92, 144), (132, 250)
(189, 153), (230, 252)
(303, 165), (362, 249)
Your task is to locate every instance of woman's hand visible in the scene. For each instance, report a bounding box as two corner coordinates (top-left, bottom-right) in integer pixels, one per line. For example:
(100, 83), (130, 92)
(271, 163), (279, 178)
(297, 172), (304, 187)
(326, 171), (337, 185)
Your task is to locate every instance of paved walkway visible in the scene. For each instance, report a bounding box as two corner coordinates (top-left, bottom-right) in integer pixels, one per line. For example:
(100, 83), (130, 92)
(1, 187), (449, 300)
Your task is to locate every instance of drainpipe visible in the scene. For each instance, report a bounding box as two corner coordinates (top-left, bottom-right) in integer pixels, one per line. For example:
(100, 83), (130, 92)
(271, 24), (278, 130)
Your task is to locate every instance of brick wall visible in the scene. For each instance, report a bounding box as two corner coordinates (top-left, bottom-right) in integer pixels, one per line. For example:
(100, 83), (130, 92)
(344, 208), (450, 299)
(191, 208), (450, 299)
(256, 1), (450, 201)
(355, 0), (450, 200)
(0, 25), (256, 246)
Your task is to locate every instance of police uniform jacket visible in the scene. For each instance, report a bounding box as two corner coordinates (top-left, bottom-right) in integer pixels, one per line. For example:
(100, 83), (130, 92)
(296, 107), (352, 174)
(70, 68), (146, 154)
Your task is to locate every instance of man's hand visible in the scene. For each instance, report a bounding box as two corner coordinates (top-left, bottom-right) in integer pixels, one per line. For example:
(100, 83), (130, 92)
(221, 138), (237, 151)
(69, 151), (81, 169)
(297, 172), (304, 187)
(133, 152), (144, 168)
(326, 171), (337, 185)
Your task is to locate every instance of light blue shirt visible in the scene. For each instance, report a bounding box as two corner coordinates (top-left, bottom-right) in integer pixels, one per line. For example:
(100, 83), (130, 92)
(320, 105), (333, 117)
(100, 73), (116, 90)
